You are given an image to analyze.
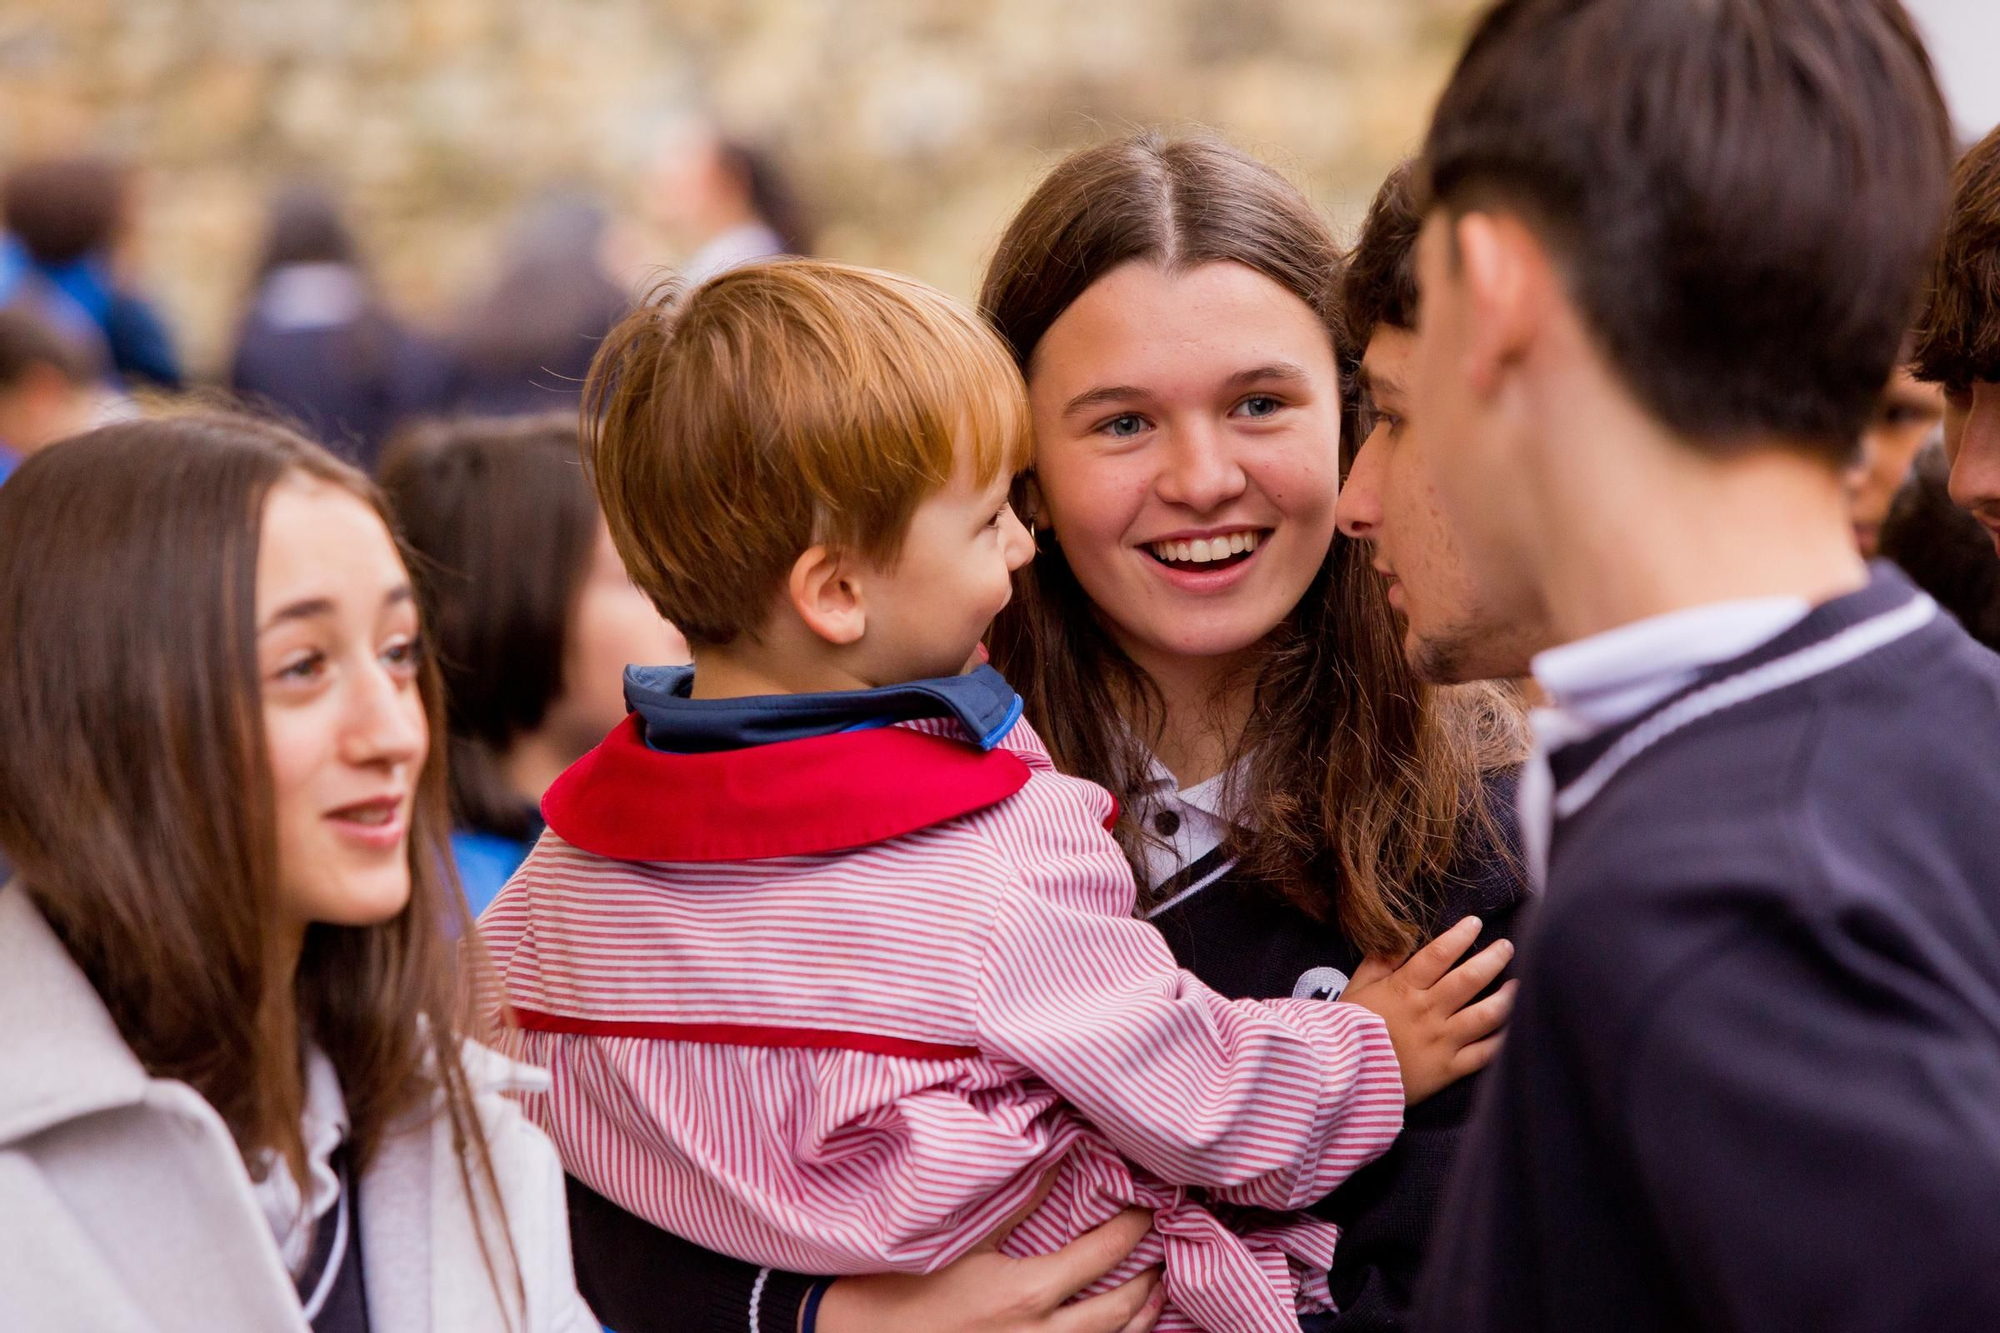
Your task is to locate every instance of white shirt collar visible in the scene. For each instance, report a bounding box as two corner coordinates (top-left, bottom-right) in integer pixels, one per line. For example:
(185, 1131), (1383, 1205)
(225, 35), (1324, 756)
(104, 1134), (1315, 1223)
(1516, 595), (1811, 892)
(1531, 595), (1813, 738)
(1132, 749), (1252, 894)
(251, 1046), (350, 1276)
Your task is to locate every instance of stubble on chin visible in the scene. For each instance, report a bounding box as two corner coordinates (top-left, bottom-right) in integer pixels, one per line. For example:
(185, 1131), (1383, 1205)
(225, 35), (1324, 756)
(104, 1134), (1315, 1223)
(1408, 621), (1483, 686)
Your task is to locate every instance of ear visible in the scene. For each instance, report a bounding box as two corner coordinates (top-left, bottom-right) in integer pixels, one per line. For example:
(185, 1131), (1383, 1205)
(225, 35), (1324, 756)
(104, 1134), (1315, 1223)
(786, 543), (868, 647)
(1018, 470), (1047, 527)
(1452, 211), (1551, 397)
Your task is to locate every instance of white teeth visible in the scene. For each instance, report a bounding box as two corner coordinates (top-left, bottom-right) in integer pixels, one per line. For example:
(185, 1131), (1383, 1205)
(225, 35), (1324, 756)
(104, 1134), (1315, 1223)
(1147, 531), (1264, 564)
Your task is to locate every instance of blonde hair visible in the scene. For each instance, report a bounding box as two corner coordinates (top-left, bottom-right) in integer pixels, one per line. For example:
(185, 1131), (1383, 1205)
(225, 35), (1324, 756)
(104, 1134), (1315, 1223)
(583, 259), (1033, 645)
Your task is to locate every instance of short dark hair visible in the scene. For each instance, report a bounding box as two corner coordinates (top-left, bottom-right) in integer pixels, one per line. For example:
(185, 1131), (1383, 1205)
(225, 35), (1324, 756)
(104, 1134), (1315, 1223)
(1422, 0), (1952, 463)
(2, 157), (129, 266)
(378, 414), (599, 839)
(0, 307), (92, 389)
(1340, 158), (1423, 350)
(1913, 125), (2000, 388)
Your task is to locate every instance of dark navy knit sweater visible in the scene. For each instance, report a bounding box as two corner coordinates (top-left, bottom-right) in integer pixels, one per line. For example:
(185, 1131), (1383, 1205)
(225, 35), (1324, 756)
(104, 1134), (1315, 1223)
(569, 778), (1526, 1333)
(1417, 569), (2000, 1333)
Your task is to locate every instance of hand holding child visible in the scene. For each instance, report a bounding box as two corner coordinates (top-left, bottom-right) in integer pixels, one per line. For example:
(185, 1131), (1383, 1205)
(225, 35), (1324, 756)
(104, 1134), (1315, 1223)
(1342, 916), (1517, 1104)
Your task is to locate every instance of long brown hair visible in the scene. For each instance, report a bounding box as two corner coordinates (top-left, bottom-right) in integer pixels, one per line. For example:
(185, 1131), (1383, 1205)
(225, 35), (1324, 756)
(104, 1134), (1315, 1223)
(982, 132), (1524, 956)
(0, 413), (521, 1307)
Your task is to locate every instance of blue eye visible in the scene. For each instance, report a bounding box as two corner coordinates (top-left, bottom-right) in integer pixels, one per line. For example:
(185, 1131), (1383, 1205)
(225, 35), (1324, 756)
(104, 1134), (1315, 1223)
(1102, 413), (1148, 439)
(1236, 395), (1283, 419)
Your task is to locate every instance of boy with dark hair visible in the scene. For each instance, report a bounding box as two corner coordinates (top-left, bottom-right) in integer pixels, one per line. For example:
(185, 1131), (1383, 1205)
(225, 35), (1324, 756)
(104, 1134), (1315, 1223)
(1379, 2), (2000, 1330)
(1880, 442), (2000, 651)
(1335, 161), (1548, 684)
(1915, 123), (2000, 558)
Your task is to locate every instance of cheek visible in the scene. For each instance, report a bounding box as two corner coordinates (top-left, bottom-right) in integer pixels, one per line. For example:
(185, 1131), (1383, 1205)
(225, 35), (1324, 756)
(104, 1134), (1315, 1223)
(264, 705), (330, 825)
(1036, 448), (1145, 549)
(1252, 438), (1342, 519)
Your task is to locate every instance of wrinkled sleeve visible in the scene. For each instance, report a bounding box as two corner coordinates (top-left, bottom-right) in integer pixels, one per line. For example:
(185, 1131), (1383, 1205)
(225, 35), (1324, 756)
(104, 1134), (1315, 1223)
(971, 821), (1404, 1211)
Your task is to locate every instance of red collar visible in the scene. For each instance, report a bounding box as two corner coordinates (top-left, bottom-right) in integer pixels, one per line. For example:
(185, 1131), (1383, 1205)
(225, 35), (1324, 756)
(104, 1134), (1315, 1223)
(542, 716), (1032, 862)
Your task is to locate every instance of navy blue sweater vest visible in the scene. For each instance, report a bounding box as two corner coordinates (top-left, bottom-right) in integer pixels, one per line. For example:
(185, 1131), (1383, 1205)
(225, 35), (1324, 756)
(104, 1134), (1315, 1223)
(1418, 569), (2000, 1333)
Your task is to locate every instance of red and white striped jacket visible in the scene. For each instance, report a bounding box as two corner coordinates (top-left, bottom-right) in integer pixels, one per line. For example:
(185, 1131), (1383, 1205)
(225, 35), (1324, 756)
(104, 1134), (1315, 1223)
(480, 714), (1405, 1333)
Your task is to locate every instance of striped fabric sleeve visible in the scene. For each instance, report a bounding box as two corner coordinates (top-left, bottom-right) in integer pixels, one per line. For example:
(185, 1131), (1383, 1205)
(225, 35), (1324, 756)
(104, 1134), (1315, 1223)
(970, 839), (1406, 1212)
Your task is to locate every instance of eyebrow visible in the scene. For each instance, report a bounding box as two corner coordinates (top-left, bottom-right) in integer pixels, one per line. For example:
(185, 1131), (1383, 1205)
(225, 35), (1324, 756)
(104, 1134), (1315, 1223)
(1059, 361), (1317, 421)
(1355, 362), (1403, 401)
(259, 585), (413, 634)
(1220, 361), (1313, 393)
(1061, 384), (1153, 419)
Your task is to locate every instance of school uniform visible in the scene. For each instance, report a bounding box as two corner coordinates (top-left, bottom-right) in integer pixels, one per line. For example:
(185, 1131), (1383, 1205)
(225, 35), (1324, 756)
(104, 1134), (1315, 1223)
(561, 745), (1525, 1333)
(1416, 566), (2000, 1333)
(481, 665), (1409, 1333)
(0, 884), (598, 1333)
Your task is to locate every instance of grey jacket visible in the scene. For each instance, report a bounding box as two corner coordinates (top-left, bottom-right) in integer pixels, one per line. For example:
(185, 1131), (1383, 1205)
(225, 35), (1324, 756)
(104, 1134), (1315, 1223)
(0, 885), (599, 1332)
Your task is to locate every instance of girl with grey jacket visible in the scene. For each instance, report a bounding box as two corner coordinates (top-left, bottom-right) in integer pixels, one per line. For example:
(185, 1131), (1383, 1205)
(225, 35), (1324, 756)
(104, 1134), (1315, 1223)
(0, 413), (597, 1333)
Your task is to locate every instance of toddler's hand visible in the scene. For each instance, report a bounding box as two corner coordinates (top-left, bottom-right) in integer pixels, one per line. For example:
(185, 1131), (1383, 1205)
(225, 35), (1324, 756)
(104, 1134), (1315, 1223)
(1341, 915), (1516, 1104)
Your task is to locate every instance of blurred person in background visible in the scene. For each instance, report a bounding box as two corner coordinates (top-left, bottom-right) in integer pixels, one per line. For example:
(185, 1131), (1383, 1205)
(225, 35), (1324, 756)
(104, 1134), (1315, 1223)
(1915, 123), (2000, 559)
(1879, 441), (2000, 651)
(441, 194), (629, 418)
(649, 119), (812, 284)
(230, 184), (443, 470)
(0, 155), (182, 392)
(379, 414), (688, 916)
(0, 413), (593, 1332)
(0, 306), (98, 483)
(1848, 350), (1946, 557)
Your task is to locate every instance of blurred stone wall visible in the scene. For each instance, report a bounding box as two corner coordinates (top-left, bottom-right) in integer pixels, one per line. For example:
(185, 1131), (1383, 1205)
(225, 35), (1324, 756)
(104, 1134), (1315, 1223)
(0, 0), (1481, 375)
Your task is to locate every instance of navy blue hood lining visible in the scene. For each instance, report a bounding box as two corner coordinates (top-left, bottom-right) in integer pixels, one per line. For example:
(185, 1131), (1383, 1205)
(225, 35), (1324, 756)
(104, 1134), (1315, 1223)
(622, 662), (1025, 754)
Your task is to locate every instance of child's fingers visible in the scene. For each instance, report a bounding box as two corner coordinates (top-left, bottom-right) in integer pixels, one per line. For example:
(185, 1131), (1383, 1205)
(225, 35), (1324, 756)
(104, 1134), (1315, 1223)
(1445, 979), (1518, 1043)
(1393, 916), (1483, 990)
(1430, 937), (1516, 1010)
(1447, 1030), (1507, 1080)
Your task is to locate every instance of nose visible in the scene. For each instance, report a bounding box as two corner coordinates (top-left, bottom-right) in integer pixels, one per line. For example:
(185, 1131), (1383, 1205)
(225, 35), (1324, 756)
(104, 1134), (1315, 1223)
(1154, 422), (1247, 514)
(1947, 381), (2000, 518)
(341, 657), (427, 772)
(999, 503), (1035, 572)
(1337, 428), (1385, 540)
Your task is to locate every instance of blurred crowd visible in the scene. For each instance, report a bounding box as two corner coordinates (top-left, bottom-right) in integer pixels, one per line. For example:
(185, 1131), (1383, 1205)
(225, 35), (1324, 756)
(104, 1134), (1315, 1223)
(0, 118), (807, 473)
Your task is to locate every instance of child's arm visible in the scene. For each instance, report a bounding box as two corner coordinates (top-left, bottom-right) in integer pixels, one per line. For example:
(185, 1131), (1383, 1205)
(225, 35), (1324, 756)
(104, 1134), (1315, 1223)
(971, 846), (1406, 1212)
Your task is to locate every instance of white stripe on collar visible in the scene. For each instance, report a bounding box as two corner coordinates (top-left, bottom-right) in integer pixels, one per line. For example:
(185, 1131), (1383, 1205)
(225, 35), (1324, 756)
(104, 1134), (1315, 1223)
(1553, 593), (1937, 822)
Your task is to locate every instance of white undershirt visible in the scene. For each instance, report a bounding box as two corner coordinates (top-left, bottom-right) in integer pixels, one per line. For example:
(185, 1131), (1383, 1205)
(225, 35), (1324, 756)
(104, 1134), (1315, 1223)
(1517, 596), (1812, 887)
(1130, 751), (1252, 894)
(250, 1046), (350, 1277)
